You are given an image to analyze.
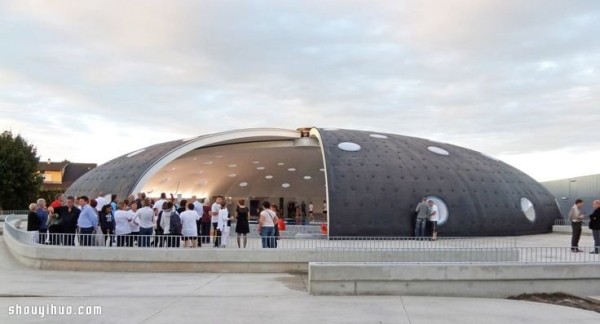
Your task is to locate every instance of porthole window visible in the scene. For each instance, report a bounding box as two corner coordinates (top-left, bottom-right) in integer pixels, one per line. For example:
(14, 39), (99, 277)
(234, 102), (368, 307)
(427, 146), (449, 156)
(520, 198), (536, 222)
(338, 142), (361, 152)
(426, 196), (449, 225)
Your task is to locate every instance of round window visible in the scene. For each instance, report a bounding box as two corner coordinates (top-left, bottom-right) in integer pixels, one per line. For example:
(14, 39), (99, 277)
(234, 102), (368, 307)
(520, 198), (536, 222)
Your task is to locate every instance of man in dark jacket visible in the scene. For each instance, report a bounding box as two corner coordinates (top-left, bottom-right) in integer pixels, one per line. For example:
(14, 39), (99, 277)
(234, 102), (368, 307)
(52, 196), (80, 246)
(589, 200), (600, 254)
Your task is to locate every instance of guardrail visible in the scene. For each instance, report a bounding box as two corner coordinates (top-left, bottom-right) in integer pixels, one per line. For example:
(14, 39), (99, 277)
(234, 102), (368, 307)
(4, 214), (516, 249)
(4, 214), (599, 264)
(554, 219), (590, 226)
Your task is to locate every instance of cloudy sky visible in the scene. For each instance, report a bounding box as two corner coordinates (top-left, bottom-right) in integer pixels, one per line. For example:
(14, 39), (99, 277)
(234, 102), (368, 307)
(0, 0), (599, 182)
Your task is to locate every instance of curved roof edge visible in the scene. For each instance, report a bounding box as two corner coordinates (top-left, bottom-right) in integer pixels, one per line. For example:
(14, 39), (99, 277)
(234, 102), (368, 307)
(129, 128), (303, 195)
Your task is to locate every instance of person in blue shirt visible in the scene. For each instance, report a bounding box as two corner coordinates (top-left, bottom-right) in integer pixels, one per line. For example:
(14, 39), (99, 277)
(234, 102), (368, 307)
(35, 198), (49, 244)
(77, 196), (98, 246)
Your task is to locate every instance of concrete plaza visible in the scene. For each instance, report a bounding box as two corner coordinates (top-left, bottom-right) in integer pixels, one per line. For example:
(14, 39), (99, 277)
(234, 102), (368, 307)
(0, 235), (599, 323)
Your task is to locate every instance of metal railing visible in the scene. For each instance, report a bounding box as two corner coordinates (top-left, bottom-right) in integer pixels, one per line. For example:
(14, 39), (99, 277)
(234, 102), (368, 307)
(554, 219), (590, 226)
(4, 214), (599, 263)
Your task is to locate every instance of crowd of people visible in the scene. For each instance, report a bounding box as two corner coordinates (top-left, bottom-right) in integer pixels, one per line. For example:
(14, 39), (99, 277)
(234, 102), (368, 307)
(26, 192), (285, 249)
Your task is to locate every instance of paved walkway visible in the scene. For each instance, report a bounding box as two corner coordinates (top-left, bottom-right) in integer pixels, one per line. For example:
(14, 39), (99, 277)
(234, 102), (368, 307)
(0, 238), (598, 323)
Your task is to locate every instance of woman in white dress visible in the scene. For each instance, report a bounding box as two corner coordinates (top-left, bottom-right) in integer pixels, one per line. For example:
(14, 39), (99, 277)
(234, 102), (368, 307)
(217, 202), (232, 247)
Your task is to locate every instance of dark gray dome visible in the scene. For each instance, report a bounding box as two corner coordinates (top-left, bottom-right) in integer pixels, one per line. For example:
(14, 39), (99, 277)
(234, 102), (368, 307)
(67, 127), (561, 236)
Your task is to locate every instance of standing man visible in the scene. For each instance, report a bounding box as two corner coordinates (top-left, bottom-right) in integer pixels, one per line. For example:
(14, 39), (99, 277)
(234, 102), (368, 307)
(191, 196), (203, 243)
(308, 201), (314, 222)
(211, 196), (224, 247)
(428, 200), (439, 241)
(95, 192), (108, 212)
(77, 196), (98, 246)
(414, 197), (430, 239)
(50, 193), (65, 209)
(568, 199), (585, 252)
(153, 193), (167, 215)
(136, 198), (155, 247)
(588, 200), (600, 254)
(53, 196), (80, 246)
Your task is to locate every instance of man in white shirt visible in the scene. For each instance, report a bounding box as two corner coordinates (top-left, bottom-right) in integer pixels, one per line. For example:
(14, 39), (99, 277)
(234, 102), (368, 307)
(135, 198), (155, 247)
(428, 200), (439, 241)
(568, 199), (585, 252)
(180, 203), (200, 248)
(211, 196), (224, 247)
(152, 193), (167, 216)
(95, 192), (108, 212)
(308, 201), (314, 222)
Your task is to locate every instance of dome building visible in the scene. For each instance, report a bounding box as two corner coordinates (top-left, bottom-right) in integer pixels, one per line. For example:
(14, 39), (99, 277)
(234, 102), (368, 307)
(66, 127), (560, 236)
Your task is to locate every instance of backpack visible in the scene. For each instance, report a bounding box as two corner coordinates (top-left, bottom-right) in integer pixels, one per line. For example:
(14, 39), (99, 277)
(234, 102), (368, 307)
(170, 212), (182, 235)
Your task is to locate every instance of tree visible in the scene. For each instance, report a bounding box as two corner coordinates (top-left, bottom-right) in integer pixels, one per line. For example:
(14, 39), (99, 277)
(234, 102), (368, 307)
(0, 131), (43, 210)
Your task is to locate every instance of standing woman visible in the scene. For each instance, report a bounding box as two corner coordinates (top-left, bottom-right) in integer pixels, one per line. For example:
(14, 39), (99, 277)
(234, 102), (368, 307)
(217, 202), (233, 248)
(235, 200), (250, 248)
(36, 198), (49, 244)
(27, 203), (41, 243)
(589, 200), (600, 254)
(257, 201), (278, 248)
(99, 204), (115, 247)
(160, 202), (175, 247)
(128, 201), (140, 247)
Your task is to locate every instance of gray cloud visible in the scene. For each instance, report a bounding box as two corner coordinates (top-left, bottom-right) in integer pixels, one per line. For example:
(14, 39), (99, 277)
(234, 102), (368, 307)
(0, 0), (599, 180)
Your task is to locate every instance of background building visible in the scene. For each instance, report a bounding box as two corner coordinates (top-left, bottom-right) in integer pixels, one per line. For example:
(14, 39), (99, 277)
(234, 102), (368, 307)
(38, 161), (97, 192)
(541, 174), (600, 218)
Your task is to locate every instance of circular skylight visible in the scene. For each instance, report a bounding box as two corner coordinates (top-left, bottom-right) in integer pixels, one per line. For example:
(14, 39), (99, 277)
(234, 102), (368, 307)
(427, 146), (449, 156)
(304, 176), (312, 180)
(370, 134), (388, 139)
(256, 166), (265, 170)
(281, 183), (290, 188)
(277, 162), (285, 166)
(228, 164), (237, 168)
(338, 142), (361, 152)
(520, 197), (536, 222)
(252, 161), (260, 164)
(426, 196), (449, 225)
(228, 174), (237, 178)
(288, 168), (296, 172)
(265, 175), (273, 179)
(126, 149), (145, 158)
(239, 182), (248, 187)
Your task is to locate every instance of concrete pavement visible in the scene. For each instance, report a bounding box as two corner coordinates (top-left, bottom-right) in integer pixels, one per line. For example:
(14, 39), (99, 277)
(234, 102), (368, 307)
(0, 238), (598, 323)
